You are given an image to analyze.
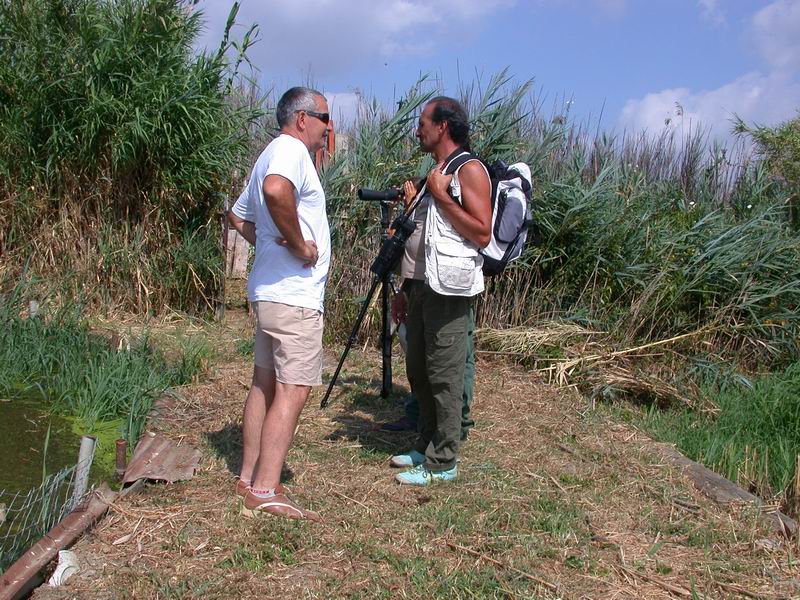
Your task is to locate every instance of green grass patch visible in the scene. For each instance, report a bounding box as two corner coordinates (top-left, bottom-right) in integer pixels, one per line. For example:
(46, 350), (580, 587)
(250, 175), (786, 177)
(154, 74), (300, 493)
(529, 495), (588, 541)
(145, 573), (218, 600)
(216, 544), (270, 572)
(0, 293), (210, 447)
(355, 551), (541, 600)
(638, 362), (800, 513)
(216, 521), (303, 571)
(234, 337), (255, 357)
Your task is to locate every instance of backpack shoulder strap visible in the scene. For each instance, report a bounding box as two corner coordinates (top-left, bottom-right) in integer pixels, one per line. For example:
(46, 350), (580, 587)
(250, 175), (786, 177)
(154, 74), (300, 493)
(443, 151), (476, 176)
(444, 152), (496, 210)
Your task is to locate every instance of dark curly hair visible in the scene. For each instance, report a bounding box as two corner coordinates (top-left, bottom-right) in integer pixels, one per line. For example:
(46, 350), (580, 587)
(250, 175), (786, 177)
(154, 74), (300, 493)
(429, 96), (471, 151)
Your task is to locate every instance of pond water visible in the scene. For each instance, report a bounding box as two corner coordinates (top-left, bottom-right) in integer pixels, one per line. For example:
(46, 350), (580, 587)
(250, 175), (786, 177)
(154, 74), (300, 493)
(0, 398), (81, 497)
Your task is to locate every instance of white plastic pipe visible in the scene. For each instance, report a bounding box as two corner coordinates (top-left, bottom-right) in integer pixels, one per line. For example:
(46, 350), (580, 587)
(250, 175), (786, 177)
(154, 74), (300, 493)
(69, 436), (96, 510)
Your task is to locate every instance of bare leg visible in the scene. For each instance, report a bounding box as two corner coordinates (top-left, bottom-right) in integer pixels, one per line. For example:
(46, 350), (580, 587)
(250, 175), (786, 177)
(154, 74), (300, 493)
(239, 366), (275, 484)
(251, 381), (310, 490)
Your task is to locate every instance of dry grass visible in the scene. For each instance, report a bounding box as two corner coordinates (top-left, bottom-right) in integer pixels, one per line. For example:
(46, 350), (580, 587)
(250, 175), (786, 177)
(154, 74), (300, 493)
(477, 323), (603, 357)
(31, 313), (800, 599)
(479, 323), (714, 412)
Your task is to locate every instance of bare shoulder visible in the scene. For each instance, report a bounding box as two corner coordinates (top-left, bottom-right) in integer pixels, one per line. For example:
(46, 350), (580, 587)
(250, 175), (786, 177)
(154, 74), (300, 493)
(458, 160), (491, 190)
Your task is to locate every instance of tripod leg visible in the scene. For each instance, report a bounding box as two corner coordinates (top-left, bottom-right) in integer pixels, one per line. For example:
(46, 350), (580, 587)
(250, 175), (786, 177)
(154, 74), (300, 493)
(381, 274), (392, 398)
(320, 277), (381, 408)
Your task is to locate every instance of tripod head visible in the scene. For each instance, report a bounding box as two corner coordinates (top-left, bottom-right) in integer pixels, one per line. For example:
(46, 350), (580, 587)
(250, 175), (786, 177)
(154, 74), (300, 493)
(370, 213), (415, 278)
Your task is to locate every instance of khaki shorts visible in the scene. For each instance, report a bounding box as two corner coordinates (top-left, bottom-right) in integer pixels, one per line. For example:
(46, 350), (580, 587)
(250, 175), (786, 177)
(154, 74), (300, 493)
(254, 301), (324, 386)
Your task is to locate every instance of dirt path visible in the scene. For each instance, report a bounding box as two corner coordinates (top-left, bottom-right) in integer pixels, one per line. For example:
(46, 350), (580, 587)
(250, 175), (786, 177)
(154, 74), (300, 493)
(32, 317), (799, 599)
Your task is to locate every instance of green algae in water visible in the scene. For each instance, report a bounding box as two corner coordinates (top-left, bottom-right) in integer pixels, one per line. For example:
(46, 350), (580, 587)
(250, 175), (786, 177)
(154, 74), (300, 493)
(0, 396), (125, 496)
(68, 416), (124, 484)
(0, 398), (77, 496)
(0, 291), (211, 496)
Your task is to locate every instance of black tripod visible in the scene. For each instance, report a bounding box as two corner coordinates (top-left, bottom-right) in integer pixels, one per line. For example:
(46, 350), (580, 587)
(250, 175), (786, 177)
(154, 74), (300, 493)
(320, 194), (412, 409)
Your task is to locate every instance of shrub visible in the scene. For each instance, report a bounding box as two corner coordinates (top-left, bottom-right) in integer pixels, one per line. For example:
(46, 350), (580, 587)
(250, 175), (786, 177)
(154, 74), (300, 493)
(0, 0), (262, 313)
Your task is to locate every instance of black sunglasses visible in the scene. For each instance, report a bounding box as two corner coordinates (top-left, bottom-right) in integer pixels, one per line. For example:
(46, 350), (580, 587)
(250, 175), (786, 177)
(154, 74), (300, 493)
(298, 109), (330, 125)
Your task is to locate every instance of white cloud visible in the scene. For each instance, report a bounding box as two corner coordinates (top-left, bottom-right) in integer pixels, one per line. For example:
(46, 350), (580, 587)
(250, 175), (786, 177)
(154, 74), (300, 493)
(193, 0), (515, 78)
(698, 0), (725, 25)
(325, 91), (366, 128)
(619, 71), (800, 139)
(619, 0), (800, 140)
(752, 0), (800, 71)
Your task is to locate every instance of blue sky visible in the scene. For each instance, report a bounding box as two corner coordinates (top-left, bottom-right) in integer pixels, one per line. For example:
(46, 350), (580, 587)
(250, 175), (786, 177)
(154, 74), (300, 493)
(195, 0), (800, 140)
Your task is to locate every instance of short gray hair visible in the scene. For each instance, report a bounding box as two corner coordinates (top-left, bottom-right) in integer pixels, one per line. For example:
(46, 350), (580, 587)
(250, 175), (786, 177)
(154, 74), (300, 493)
(276, 86), (324, 128)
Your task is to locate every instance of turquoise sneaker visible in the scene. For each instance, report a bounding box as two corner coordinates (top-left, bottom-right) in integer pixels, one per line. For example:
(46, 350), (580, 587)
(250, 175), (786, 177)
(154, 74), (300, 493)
(395, 464), (457, 486)
(389, 449), (425, 468)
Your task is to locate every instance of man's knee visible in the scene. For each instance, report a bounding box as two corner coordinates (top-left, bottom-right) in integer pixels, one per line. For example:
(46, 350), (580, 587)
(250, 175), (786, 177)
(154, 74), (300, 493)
(275, 381), (312, 404)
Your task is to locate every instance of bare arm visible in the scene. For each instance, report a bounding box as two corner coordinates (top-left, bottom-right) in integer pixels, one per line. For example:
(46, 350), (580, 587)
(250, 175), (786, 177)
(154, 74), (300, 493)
(263, 174), (318, 267)
(227, 211), (256, 246)
(428, 161), (492, 248)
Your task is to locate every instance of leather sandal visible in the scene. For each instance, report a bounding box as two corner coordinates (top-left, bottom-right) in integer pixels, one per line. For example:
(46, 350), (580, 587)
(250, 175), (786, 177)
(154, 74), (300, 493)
(241, 490), (321, 522)
(235, 478), (250, 497)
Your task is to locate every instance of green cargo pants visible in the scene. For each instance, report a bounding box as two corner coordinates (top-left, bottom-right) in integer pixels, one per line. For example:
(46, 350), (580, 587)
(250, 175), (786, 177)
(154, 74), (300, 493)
(405, 280), (471, 472)
(404, 303), (475, 439)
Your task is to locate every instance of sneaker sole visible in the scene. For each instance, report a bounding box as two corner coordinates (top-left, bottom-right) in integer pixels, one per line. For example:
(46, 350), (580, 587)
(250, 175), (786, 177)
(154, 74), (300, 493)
(396, 479), (457, 486)
(395, 477), (429, 486)
(395, 471), (458, 485)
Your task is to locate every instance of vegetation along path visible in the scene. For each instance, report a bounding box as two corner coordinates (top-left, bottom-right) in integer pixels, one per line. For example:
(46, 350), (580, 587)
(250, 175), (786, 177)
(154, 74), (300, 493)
(32, 313), (799, 599)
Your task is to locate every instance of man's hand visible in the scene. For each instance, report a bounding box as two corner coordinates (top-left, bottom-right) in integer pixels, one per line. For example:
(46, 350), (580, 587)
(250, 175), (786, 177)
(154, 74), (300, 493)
(427, 165), (453, 202)
(402, 180), (417, 208)
(391, 292), (407, 324)
(277, 238), (318, 268)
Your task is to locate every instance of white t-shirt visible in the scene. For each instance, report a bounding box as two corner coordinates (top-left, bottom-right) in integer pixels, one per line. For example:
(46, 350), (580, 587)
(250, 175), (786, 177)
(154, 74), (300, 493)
(231, 134), (331, 312)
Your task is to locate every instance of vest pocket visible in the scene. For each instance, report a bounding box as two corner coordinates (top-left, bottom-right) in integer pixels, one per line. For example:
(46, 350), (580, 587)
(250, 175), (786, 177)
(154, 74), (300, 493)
(436, 242), (477, 291)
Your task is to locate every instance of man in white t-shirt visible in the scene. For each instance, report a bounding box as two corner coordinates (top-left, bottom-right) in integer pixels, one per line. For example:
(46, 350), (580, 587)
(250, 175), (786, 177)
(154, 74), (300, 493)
(227, 86), (332, 522)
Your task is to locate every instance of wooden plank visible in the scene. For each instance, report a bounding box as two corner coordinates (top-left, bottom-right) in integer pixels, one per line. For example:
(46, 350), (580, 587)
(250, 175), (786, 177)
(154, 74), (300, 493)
(225, 227), (250, 279)
(659, 443), (797, 537)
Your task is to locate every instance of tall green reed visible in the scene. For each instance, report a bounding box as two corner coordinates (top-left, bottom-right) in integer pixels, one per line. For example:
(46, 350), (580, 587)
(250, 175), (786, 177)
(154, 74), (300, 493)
(0, 0), (262, 314)
(320, 72), (799, 365)
(640, 362), (800, 514)
(317, 74), (799, 513)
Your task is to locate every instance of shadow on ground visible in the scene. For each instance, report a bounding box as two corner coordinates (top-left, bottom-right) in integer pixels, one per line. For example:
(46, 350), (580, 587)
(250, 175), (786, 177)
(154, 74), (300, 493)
(324, 411), (416, 455)
(204, 423), (296, 483)
(320, 373), (410, 418)
(203, 369), (413, 476)
(320, 373), (415, 455)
